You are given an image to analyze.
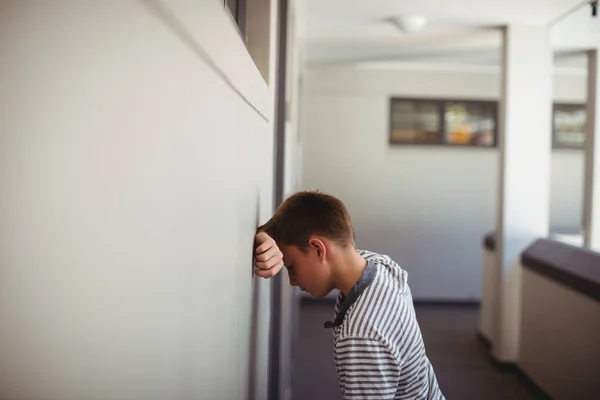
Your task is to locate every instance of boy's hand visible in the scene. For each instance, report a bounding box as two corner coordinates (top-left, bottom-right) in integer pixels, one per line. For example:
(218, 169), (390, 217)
(254, 232), (284, 278)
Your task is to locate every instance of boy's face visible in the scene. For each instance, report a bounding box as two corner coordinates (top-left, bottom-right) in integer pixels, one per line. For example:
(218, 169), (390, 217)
(280, 242), (333, 298)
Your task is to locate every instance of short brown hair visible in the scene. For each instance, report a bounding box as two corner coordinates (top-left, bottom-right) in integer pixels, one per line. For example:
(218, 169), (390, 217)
(259, 191), (355, 250)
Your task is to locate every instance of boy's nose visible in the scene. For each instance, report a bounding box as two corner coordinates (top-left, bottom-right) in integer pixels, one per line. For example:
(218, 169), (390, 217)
(288, 276), (298, 286)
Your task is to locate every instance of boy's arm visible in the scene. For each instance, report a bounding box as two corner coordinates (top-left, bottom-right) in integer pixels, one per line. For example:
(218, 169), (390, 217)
(334, 336), (400, 400)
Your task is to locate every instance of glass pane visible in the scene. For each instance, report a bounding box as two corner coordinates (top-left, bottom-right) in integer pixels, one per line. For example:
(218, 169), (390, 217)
(554, 105), (586, 149)
(444, 102), (496, 147)
(390, 100), (441, 144)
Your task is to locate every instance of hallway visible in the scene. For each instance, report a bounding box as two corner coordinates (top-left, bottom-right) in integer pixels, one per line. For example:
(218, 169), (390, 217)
(1, 2), (599, 399)
(292, 300), (549, 400)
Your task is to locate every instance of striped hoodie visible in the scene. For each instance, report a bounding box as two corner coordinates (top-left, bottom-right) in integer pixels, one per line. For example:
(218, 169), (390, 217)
(324, 250), (445, 400)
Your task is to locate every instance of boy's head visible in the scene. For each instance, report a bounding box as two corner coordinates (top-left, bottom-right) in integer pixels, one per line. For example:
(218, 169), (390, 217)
(259, 191), (355, 298)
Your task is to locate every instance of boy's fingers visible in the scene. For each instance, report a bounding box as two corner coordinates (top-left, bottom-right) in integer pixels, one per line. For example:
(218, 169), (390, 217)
(255, 247), (282, 263)
(255, 231), (270, 242)
(256, 253), (283, 270)
(255, 232), (271, 247)
(255, 236), (274, 254)
(255, 261), (284, 278)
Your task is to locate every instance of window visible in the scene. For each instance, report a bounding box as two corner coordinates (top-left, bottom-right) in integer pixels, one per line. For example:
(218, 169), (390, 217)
(224, 0), (271, 84)
(553, 103), (586, 150)
(390, 99), (442, 145)
(444, 101), (497, 147)
(225, 0), (247, 38)
(226, 0), (238, 20)
(390, 98), (497, 147)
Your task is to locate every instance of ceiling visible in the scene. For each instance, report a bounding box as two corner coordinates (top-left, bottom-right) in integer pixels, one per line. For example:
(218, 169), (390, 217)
(296, 0), (596, 70)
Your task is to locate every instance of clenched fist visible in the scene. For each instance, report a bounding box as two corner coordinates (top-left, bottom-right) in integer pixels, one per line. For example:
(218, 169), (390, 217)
(254, 232), (284, 278)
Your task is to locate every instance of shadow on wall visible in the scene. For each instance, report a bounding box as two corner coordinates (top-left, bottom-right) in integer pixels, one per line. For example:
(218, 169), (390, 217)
(247, 277), (261, 400)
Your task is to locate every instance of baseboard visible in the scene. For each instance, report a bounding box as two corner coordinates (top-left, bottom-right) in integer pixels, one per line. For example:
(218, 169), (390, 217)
(486, 355), (553, 399)
(301, 297), (481, 308)
(476, 332), (492, 350)
(513, 367), (553, 400)
(413, 299), (480, 308)
(301, 297), (482, 309)
(488, 357), (516, 373)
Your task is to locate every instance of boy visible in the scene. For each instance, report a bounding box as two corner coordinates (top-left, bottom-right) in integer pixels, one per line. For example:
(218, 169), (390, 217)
(254, 191), (445, 400)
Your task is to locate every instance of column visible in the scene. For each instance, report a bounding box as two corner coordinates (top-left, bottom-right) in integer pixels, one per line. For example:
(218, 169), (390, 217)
(583, 49), (600, 251)
(494, 25), (553, 362)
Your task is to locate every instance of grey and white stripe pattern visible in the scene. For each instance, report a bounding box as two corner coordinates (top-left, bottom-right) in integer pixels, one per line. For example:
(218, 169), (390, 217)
(330, 250), (445, 400)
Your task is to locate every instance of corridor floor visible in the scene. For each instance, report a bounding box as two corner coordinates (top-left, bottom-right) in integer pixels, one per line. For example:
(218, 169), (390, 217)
(292, 300), (548, 400)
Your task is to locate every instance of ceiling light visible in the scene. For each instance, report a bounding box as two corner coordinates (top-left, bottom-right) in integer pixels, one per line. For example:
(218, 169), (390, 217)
(393, 15), (428, 33)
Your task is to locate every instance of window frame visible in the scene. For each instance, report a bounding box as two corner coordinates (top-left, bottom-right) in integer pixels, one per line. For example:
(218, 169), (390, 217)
(389, 97), (499, 148)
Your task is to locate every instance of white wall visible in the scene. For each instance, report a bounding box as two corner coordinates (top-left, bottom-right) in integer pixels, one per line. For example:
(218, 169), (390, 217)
(552, 4), (600, 52)
(0, 1), (276, 399)
(300, 66), (586, 300)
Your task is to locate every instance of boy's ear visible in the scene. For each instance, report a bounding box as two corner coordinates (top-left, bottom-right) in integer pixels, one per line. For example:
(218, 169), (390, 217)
(309, 238), (326, 260)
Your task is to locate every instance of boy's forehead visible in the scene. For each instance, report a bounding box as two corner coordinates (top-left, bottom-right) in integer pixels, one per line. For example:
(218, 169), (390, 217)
(279, 244), (299, 261)
(279, 244), (292, 259)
